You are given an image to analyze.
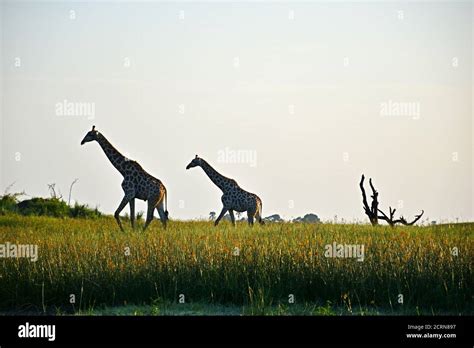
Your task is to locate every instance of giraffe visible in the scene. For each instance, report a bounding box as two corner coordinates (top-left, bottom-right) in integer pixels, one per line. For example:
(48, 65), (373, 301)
(80, 126), (168, 231)
(186, 155), (264, 226)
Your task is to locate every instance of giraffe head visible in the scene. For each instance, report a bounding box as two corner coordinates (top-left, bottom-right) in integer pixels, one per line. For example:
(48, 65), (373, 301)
(80, 125), (99, 145)
(186, 155), (202, 170)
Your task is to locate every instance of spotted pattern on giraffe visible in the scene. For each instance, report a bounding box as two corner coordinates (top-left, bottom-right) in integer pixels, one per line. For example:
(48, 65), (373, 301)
(81, 126), (168, 231)
(186, 155), (264, 227)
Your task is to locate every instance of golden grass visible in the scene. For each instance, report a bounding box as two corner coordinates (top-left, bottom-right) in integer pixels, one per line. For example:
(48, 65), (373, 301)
(0, 216), (472, 314)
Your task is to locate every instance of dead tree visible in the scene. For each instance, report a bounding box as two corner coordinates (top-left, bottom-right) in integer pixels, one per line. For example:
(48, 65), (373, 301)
(359, 174), (424, 227)
(359, 174), (379, 225)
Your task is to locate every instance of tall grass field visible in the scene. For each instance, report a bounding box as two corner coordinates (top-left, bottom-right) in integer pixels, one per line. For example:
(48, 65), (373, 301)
(0, 215), (472, 315)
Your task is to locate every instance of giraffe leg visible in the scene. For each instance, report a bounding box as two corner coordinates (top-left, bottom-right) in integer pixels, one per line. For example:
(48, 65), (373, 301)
(129, 198), (135, 229)
(247, 214), (255, 226)
(228, 209), (236, 227)
(156, 200), (167, 229)
(143, 200), (156, 231)
(114, 196), (132, 231)
(214, 207), (228, 226)
(247, 208), (256, 226)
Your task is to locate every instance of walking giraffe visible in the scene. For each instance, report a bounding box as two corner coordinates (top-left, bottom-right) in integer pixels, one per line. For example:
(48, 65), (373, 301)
(186, 155), (264, 226)
(80, 126), (168, 231)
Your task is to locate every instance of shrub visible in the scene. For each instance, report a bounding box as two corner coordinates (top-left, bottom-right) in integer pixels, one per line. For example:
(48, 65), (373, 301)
(69, 202), (102, 219)
(0, 187), (102, 219)
(0, 194), (20, 215)
(16, 197), (70, 217)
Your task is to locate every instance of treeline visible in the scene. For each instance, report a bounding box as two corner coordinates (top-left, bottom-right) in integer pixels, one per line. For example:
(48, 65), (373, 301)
(0, 192), (101, 219)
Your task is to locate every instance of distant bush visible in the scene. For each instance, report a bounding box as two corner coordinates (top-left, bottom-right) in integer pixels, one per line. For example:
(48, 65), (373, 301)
(17, 197), (70, 217)
(0, 193), (102, 219)
(0, 193), (20, 215)
(264, 214), (284, 223)
(292, 213), (321, 223)
(69, 202), (102, 219)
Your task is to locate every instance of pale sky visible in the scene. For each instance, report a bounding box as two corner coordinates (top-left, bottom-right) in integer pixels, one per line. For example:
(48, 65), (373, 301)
(0, 1), (472, 222)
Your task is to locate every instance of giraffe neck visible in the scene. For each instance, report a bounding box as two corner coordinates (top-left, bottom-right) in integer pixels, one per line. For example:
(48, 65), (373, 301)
(95, 133), (128, 176)
(199, 159), (236, 192)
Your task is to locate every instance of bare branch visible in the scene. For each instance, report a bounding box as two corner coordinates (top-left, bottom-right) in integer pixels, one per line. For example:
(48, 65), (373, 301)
(68, 178), (79, 206)
(377, 208), (391, 222)
(359, 175), (370, 215)
(47, 183), (57, 198)
(394, 210), (424, 226)
(360, 174), (378, 225)
(3, 182), (17, 195)
(378, 207), (397, 227)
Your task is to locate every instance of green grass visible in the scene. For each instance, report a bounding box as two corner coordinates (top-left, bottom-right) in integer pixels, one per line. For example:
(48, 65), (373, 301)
(0, 215), (472, 315)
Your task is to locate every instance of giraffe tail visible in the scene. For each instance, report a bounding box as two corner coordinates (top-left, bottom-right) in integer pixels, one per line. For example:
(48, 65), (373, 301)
(258, 198), (265, 225)
(164, 190), (169, 220)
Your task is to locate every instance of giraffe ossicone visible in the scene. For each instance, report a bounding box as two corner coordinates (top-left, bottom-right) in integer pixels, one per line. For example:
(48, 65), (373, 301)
(81, 126), (168, 231)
